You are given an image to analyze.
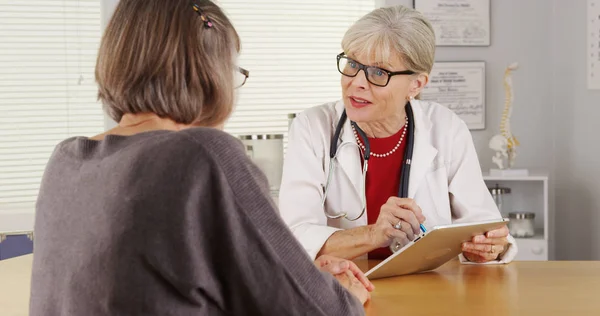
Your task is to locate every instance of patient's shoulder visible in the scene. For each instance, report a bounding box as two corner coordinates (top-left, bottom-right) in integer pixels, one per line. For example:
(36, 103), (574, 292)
(181, 127), (246, 162)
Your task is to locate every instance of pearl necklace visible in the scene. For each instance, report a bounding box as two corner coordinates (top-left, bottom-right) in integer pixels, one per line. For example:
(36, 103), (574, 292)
(352, 116), (408, 158)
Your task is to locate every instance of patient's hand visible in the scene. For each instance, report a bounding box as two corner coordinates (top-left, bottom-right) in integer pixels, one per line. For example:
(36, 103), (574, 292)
(334, 270), (371, 305)
(314, 254), (374, 291)
(315, 255), (374, 304)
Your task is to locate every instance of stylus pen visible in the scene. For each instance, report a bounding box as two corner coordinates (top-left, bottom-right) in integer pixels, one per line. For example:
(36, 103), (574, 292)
(420, 224), (427, 233)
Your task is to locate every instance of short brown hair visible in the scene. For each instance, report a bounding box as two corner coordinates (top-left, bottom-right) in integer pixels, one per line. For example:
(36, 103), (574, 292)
(96, 0), (240, 126)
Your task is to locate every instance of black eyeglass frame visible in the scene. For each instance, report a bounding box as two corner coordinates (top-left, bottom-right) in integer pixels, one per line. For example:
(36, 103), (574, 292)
(236, 67), (250, 88)
(336, 52), (416, 87)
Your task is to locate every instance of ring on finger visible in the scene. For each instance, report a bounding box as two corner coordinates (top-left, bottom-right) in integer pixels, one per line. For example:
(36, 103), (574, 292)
(394, 221), (402, 230)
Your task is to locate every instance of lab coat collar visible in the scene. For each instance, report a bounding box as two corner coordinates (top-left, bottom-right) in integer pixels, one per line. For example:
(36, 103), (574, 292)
(333, 99), (438, 200)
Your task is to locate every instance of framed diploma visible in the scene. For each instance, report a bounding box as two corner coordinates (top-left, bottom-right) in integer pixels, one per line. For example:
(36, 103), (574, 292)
(414, 0), (491, 46)
(420, 61), (486, 130)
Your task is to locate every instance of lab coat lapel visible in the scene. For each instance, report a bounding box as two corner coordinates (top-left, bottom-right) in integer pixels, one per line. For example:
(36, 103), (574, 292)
(332, 101), (363, 201)
(407, 100), (438, 199)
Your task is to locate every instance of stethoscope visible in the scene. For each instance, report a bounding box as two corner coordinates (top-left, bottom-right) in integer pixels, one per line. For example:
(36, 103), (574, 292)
(322, 102), (416, 221)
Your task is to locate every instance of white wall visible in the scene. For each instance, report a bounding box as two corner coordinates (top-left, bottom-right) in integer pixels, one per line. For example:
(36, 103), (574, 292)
(385, 0), (554, 175)
(385, 0), (600, 260)
(552, 0), (600, 260)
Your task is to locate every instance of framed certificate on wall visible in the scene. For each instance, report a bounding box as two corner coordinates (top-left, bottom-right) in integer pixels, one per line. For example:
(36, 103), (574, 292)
(414, 0), (491, 46)
(420, 61), (486, 130)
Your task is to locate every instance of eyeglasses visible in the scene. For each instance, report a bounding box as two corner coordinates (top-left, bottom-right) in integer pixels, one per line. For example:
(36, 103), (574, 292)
(336, 52), (415, 87)
(235, 67), (249, 88)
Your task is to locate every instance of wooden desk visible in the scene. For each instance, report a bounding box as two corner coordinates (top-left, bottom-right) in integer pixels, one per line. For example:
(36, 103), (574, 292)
(2, 255), (600, 315)
(0, 254), (32, 316)
(358, 259), (600, 316)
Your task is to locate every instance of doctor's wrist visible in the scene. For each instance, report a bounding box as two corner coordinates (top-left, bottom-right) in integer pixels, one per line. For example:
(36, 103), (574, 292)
(366, 225), (388, 249)
(366, 225), (378, 248)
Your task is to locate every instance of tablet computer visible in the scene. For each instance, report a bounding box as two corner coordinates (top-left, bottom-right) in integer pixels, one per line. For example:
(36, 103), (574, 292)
(364, 218), (509, 279)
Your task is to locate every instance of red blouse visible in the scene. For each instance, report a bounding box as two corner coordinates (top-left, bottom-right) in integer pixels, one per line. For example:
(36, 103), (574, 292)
(355, 125), (407, 260)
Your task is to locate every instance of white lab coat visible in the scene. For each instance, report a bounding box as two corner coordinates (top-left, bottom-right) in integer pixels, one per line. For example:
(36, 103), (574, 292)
(278, 99), (517, 263)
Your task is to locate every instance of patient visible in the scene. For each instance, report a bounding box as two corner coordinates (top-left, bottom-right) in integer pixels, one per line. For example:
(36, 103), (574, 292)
(29, 1), (372, 315)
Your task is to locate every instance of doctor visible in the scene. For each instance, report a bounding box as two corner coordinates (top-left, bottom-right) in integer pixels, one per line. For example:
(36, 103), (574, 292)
(278, 5), (517, 263)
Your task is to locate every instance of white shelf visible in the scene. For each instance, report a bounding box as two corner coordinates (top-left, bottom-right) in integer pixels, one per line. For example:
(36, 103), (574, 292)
(513, 230), (545, 241)
(514, 236), (548, 261)
(483, 172), (551, 260)
(482, 171), (549, 181)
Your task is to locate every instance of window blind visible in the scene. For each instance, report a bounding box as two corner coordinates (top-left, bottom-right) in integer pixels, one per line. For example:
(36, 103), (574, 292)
(218, 0), (375, 137)
(0, 0), (104, 215)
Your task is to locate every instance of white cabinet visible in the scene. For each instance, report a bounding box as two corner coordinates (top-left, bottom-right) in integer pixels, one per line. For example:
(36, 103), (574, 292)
(514, 237), (548, 261)
(482, 172), (550, 261)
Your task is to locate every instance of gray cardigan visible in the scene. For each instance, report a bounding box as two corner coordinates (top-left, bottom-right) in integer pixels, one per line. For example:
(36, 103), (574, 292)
(30, 128), (363, 316)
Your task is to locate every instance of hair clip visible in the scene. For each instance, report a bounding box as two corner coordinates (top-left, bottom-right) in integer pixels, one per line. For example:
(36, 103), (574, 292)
(192, 3), (213, 28)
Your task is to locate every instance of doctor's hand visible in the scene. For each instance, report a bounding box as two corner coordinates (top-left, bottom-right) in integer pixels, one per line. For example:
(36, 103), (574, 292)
(369, 197), (426, 249)
(462, 225), (510, 263)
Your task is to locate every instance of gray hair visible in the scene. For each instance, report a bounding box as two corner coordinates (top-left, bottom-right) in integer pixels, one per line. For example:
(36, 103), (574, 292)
(341, 5), (436, 75)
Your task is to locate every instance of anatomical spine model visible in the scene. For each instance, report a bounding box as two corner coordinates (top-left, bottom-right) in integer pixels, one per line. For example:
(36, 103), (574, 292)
(490, 63), (520, 169)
